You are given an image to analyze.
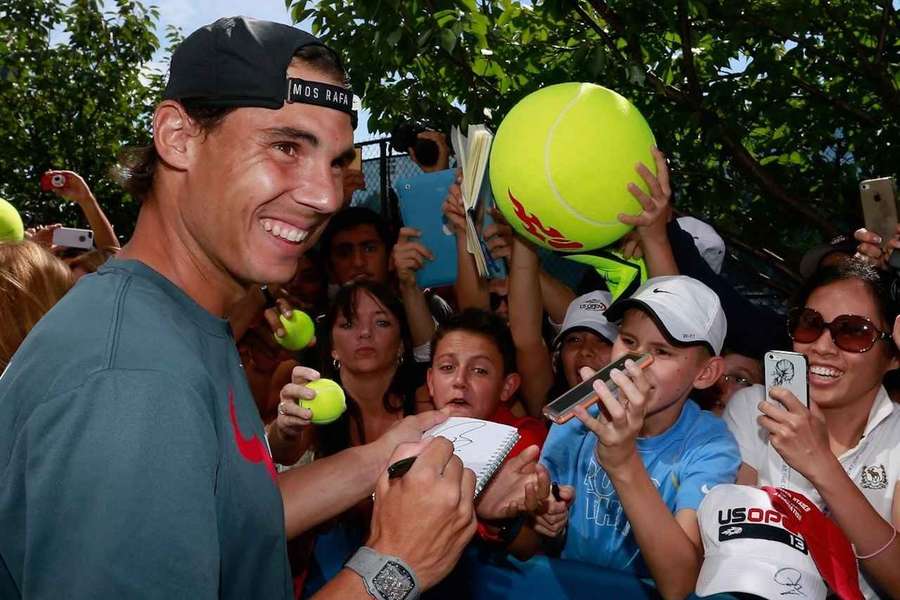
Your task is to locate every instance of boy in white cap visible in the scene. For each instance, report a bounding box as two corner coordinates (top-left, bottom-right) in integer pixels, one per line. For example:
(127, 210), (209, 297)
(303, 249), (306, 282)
(536, 275), (741, 599)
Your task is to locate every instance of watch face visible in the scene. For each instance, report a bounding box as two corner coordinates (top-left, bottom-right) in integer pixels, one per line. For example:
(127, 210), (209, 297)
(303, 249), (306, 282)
(373, 560), (415, 600)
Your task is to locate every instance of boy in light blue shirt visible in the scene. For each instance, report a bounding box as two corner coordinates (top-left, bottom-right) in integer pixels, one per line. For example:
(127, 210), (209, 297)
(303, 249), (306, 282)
(537, 276), (740, 599)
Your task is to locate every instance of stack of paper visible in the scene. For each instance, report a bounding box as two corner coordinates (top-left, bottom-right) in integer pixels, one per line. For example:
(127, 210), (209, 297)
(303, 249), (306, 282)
(451, 124), (496, 278)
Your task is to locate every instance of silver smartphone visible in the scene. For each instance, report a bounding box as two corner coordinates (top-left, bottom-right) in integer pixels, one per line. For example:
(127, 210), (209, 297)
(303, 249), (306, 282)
(52, 227), (94, 250)
(764, 350), (809, 408)
(543, 353), (653, 424)
(860, 177), (898, 249)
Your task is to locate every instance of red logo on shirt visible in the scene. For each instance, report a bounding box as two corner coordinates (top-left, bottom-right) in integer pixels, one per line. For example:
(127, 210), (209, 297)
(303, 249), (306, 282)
(229, 389), (277, 482)
(507, 189), (584, 250)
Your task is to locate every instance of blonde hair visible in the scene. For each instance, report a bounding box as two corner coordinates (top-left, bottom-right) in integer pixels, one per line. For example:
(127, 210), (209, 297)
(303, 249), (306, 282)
(67, 246), (119, 276)
(0, 241), (73, 368)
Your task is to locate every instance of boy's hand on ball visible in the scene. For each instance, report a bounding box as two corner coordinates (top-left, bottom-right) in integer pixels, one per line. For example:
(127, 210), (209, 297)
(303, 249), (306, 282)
(484, 219), (513, 260)
(618, 147), (672, 241)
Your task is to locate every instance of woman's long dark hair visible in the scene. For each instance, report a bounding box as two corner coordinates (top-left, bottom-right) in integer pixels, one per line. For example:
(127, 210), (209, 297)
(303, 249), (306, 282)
(316, 280), (415, 457)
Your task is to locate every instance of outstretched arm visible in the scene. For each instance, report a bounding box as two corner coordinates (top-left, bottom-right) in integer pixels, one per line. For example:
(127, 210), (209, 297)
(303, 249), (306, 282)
(45, 170), (119, 249)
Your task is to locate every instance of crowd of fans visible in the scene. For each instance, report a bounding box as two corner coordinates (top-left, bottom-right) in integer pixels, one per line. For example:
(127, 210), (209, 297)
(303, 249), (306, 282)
(1, 15), (898, 600)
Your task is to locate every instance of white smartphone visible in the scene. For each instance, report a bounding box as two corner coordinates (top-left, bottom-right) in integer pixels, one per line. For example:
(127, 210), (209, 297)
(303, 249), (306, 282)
(543, 353), (653, 424)
(52, 227), (94, 250)
(764, 350), (809, 408)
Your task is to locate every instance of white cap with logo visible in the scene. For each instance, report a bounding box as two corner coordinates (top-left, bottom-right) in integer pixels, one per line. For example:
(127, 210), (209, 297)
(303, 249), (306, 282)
(605, 275), (727, 355)
(696, 484), (826, 600)
(553, 290), (619, 348)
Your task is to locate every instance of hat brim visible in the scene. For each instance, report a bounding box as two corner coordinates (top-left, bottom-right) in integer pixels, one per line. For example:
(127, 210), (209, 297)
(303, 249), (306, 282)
(696, 553), (826, 599)
(605, 299), (716, 356)
(552, 325), (615, 350)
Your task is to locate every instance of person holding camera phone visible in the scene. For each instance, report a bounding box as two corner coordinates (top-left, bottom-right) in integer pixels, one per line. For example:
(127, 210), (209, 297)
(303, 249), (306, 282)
(0, 17), (543, 600)
(528, 276), (740, 599)
(723, 258), (900, 598)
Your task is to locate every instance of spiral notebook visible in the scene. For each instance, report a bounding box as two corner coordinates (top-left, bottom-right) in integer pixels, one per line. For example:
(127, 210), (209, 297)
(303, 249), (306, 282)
(424, 417), (520, 496)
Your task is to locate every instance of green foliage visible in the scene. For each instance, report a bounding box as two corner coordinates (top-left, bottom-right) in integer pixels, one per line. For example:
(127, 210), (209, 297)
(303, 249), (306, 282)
(0, 0), (165, 238)
(287, 0), (900, 264)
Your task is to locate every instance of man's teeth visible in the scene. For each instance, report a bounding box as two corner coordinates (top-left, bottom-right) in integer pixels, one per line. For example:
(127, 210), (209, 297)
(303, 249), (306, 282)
(810, 365), (843, 378)
(262, 220), (308, 243)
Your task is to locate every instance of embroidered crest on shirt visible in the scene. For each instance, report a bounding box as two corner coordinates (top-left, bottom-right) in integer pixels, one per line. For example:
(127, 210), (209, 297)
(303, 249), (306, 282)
(860, 465), (887, 490)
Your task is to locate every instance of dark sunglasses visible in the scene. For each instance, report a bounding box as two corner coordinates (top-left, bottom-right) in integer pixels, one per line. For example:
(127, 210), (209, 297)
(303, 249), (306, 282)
(788, 307), (891, 353)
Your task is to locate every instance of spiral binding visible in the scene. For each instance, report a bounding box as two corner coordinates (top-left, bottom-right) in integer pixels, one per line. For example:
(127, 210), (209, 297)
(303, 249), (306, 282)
(474, 432), (521, 497)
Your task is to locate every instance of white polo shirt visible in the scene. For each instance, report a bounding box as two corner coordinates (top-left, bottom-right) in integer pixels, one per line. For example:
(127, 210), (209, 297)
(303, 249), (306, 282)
(723, 384), (899, 598)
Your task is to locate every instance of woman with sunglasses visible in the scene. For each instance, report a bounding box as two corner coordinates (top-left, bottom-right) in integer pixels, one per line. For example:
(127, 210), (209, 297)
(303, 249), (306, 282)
(723, 258), (900, 598)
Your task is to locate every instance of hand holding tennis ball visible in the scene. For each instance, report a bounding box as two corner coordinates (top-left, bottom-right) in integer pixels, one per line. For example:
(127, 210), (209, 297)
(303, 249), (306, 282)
(274, 309), (315, 350)
(301, 378), (347, 425)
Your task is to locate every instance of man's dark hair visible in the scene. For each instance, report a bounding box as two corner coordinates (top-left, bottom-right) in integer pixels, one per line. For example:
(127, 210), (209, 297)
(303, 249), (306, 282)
(318, 206), (395, 259)
(113, 45), (347, 201)
(430, 309), (517, 375)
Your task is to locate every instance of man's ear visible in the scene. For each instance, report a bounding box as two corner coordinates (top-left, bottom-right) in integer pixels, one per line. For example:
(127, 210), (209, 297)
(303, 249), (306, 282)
(500, 372), (521, 404)
(692, 354), (725, 390)
(153, 100), (203, 171)
(426, 367), (435, 398)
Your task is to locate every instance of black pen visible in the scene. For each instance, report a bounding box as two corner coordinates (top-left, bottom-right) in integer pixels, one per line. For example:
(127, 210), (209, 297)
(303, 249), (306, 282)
(551, 482), (562, 502)
(387, 456), (417, 479)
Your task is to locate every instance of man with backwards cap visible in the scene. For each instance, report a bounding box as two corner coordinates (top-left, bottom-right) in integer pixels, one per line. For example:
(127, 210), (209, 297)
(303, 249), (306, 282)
(0, 17), (538, 600)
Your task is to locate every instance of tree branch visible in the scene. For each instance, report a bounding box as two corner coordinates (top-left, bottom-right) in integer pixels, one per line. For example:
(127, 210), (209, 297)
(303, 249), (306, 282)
(676, 0), (702, 101)
(792, 75), (879, 126)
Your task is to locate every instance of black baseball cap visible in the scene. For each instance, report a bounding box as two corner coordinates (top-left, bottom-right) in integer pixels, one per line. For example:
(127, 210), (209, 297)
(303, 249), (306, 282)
(163, 16), (357, 127)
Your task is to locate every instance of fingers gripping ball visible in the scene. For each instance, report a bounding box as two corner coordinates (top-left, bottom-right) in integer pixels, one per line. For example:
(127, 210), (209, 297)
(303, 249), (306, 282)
(490, 83), (656, 252)
(0, 198), (24, 242)
(301, 378), (347, 425)
(274, 310), (315, 351)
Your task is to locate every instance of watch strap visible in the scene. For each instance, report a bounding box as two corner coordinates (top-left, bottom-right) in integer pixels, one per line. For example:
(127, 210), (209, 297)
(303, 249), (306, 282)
(346, 546), (420, 600)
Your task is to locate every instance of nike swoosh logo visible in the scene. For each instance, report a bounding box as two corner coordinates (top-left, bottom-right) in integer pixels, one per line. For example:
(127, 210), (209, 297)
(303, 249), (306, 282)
(229, 389), (277, 482)
(652, 288), (674, 295)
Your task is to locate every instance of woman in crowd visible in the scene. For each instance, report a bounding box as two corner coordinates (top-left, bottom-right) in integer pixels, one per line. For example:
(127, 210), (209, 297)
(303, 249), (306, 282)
(0, 240), (73, 369)
(267, 279), (420, 464)
(724, 258), (899, 598)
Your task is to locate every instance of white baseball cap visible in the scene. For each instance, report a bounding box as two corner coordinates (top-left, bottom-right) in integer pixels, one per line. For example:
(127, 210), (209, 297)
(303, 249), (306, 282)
(605, 275), (727, 355)
(677, 216), (726, 274)
(552, 290), (619, 348)
(696, 484), (826, 600)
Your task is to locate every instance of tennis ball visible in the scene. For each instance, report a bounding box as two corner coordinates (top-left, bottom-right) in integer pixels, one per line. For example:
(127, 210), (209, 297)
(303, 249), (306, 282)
(301, 378), (347, 425)
(274, 309), (315, 351)
(490, 82), (656, 252)
(0, 198), (24, 242)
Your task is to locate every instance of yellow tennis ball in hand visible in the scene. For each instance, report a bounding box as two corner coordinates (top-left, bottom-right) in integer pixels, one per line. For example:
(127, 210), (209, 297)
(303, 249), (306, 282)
(301, 378), (347, 425)
(274, 309), (315, 351)
(490, 82), (656, 253)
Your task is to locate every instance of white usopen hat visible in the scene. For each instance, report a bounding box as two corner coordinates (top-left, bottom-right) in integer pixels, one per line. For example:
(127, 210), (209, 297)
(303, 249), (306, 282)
(553, 290), (619, 348)
(677, 216), (726, 274)
(696, 485), (826, 600)
(605, 275), (727, 355)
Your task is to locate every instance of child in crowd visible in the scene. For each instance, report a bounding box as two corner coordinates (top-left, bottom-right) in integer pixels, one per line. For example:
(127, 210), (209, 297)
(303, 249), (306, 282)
(535, 275), (741, 599)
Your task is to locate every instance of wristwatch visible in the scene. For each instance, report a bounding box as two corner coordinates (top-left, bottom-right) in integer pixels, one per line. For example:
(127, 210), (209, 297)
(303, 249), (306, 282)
(345, 546), (420, 600)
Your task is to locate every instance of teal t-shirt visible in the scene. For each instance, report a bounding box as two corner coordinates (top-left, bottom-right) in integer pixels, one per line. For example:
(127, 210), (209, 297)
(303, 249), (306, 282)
(0, 259), (291, 599)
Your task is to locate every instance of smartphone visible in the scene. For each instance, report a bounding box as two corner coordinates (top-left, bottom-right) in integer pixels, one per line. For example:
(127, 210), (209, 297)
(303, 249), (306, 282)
(543, 353), (654, 424)
(860, 177), (898, 248)
(40, 172), (67, 192)
(52, 227), (94, 250)
(764, 350), (809, 408)
(349, 147), (362, 171)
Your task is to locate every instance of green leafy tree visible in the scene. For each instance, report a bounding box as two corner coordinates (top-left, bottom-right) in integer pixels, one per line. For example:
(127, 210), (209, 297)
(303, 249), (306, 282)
(288, 0), (899, 264)
(0, 0), (166, 238)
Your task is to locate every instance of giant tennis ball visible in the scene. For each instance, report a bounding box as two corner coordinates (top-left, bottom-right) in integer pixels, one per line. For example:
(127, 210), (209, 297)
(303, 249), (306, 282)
(490, 83), (656, 252)
(274, 309), (315, 351)
(0, 198), (24, 242)
(301, 378), (347, 425)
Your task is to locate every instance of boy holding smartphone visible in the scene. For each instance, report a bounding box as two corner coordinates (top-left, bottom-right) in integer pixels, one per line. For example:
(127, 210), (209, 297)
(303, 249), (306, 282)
(536, 276), (741, 599)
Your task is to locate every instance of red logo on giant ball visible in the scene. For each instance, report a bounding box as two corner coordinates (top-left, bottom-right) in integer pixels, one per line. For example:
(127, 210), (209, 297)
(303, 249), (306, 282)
(507, 190), (584, 250)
